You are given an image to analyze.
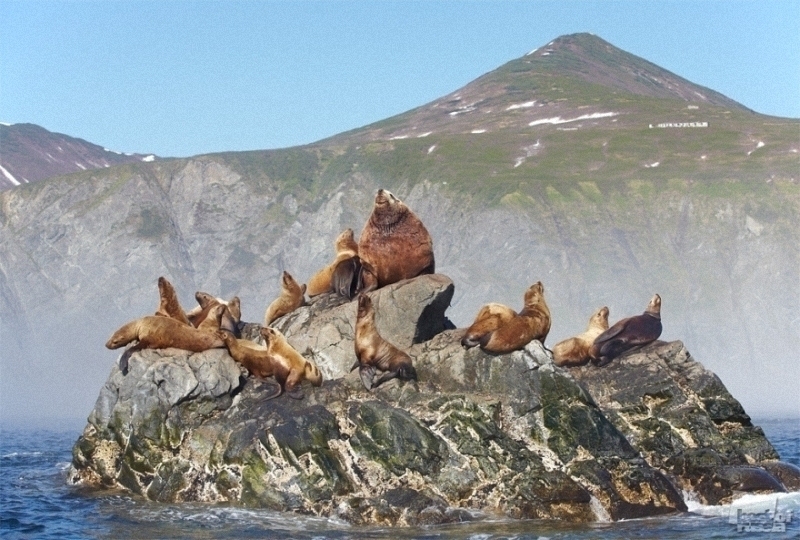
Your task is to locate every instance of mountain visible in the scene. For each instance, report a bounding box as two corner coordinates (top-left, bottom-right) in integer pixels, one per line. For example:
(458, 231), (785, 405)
(0, 123), (156, 190)
(0, 33), (798, 425)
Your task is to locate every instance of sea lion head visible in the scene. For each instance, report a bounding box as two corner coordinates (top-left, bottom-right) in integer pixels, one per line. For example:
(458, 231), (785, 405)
(524, 281), (545, 305)
(356, 293), (374, 319)
(646, 294), (662, 315)
(195, 291), (217, 308)
(591, 306), (610, 328)
(227, 296), (242, 321)
(335, 228), (357, 251)
(371, 189), (407, 228)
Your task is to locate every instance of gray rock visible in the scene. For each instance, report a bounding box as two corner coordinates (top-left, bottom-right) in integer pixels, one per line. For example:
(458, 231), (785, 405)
(69, 275), (787, 524)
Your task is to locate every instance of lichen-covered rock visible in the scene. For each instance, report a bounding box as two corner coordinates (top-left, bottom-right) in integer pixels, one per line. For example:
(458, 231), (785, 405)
(69, 274), (791, 525)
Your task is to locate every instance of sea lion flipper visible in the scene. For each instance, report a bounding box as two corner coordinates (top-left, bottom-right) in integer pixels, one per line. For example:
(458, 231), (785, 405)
(119, 342), (144, 375)
(287, 387), (305, 400)
(261, 379), (283, 401)
(374, 370), (399, 387)
(350, 359), (361, 372)
(593, 320), (627, 345)
(359, 365), (376, 390)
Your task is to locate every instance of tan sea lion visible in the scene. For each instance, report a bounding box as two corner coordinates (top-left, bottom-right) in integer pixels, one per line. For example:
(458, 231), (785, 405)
(218, 331), (283, 400)
(352, 293), (417, 390)
(306, 228), (359, 297)
(154, 276), (191, 325)
(357, 189), (434, 293)
(106, 312), (226, 373)
(188, 292), (242, 336)
(263, 271), (306, 325)
(462, 281), (551, 354)
(552, 307), (610, 367)
(590, 294), (662, 367)
(258, 327), (323, 398)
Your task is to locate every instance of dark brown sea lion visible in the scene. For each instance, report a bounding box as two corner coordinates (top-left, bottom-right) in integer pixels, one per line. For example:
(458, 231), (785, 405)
(357, 189), (434, 293)
(106, 308), (226, 373)
(462, 281), (551, 354)
(590, 294), (662, 367)
(552, 306), (610, 367)
(306, 228), (359, 297)
(154, 276), (191, 325)
(263, 271), (306, 325)
(352, 293), (417, 390)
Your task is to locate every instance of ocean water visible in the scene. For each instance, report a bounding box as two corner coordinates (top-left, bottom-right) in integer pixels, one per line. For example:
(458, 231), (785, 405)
(1, 419), (798, 540)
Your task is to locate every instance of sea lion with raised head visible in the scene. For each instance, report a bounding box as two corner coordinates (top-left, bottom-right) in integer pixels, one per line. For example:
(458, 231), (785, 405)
(188, 292), (242, 336)
(258, 327), (323, 398)
(154, 276), (191, 326)
(590, 294), (662, 367)
(352, 293), (417, 390)
(462, 281), (551, 354)
(218, 331), (283, 400)
(552, 307), (610, 367)
(306, 228), (360, 297)
(264, 271), (306, 325)
(357, 189), (434, 293)
(106, 310), (226, 373)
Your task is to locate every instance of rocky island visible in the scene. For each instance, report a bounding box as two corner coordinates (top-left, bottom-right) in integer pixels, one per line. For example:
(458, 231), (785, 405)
(68, 274), (800, 526)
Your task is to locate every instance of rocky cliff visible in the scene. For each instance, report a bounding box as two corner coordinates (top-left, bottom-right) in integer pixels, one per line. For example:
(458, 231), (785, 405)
(68, 275), (799, 525)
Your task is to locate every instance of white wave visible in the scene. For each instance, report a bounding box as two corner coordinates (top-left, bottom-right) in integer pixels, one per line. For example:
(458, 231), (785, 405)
(687, 491), (800, 521)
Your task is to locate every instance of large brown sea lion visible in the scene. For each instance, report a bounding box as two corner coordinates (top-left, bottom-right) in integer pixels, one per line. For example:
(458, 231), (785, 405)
(154, 276), (191, 325)
(263, 271), (306, 325)
(590, 294), (662, 367)
(552, 306), (610, 367)
(462, 281), (551, 354)
(306, 228), (360, 297)
(106, 308), (226, 373)
(357, 189), (434, 293)
(352, 293), (417, 390)
(258, 327), (323, 398)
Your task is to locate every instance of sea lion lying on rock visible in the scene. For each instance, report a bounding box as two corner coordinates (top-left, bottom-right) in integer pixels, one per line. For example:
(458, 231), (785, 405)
(553, 307), (610, 367)
(352, 293), (417, 390)
(462, 281), (551, 354)
(357, 189), (434, 294)
(188, 292), (242, 336)
(264, 271), (306, 325)
(106, 304), (227, 374)
(590, 294), (662, 367)
(256, 327), (323, 398)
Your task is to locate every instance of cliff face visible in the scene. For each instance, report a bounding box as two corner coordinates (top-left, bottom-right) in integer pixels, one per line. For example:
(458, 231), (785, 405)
(68, 275), (797, 526)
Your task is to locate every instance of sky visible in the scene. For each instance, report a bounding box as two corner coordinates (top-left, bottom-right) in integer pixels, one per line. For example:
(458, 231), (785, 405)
(1, 0), (798, 158)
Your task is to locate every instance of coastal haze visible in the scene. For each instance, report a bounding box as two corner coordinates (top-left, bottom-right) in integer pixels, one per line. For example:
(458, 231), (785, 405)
(0, 34), (798, 425)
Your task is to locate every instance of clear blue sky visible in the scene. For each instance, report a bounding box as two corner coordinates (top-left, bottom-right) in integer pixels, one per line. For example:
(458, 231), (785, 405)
(2, 0), (798, 157)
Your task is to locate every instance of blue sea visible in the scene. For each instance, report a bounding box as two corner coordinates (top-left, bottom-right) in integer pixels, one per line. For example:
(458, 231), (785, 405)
(1, 419), (798, 539)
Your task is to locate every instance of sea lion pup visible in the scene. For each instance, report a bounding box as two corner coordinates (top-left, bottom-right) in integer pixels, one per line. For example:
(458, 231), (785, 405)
(106, 307), (226, 373)
(552, 307), (610, 367)
(462, 281), (552, 354)
(357, 189), (435, 294)
(257, 327), (323, 399)
(590, 294), (662, 367)
(306, 228), (360, 297)
(154, 276), (191, 326)
(188, 292), (242, 335)
(263, 271), (306, 326)
(352, 293), (417, 390)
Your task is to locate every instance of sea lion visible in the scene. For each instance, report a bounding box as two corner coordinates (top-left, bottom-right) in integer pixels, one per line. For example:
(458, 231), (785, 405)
(218, 331), (283, 400)
(590, 294), (662, 367)
(357, 189), (435, 293)
(187, 292), (242, 336)
(263, 271), (306, 325)
(462, 281), (551, 354)
(352, 293), (417, 390)
(552, 306), (610, 367)
(258, 327), (323, 398)
(306, 228), (360, 297)
(331, 255), (362, 299)
(106, 311), (226, 373)
(154, 276), (191, 325)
